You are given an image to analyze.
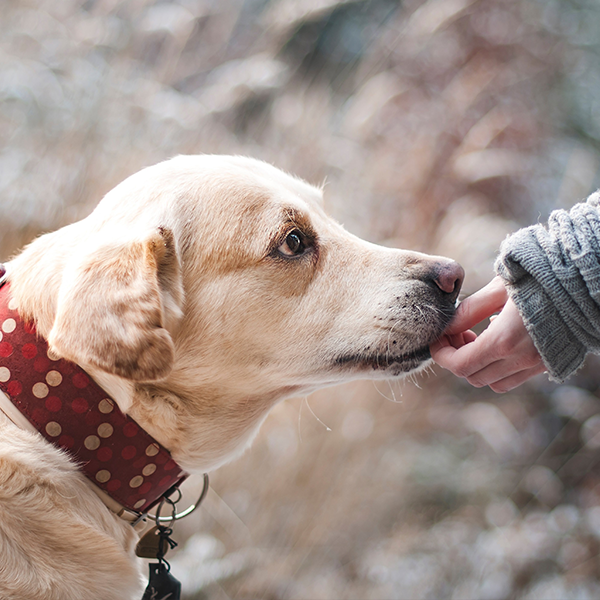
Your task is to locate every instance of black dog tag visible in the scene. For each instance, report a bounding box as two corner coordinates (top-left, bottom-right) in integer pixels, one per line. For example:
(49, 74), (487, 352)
(141, 562), (181, 600)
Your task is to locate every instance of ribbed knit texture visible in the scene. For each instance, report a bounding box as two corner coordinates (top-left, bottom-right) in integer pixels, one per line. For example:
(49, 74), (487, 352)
(495, 192), (600, 382)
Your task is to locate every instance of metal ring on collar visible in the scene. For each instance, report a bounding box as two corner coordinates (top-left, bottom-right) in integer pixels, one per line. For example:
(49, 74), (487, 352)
(151, 473), (209, 523)
(153, 495), (177, 528)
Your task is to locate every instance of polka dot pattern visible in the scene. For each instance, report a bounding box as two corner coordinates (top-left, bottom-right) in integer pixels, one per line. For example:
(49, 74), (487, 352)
(21, 343), (36, 359)
(98, 398), (114, 414)
(143, 463), (157, 476)
(47, 348), (60, 361)
(46, 370), (62, 387)
(146, 443), (160, 457)
(122, 445), (137, 460)
(0, 284), (188, 513)
(46, 421), (61, 437)
(0, 342), (13, 358)
(96, 470), (111, 483)
(2, 318), (16, 333)
(97, 423), (114, 438)
(85, 435), (100, 450)
(32, 382), (49, 398)
(129, 475), (144, 488)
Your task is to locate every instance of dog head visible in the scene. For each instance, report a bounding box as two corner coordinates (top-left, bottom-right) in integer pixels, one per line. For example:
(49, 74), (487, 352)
(10, 155), (462, 468)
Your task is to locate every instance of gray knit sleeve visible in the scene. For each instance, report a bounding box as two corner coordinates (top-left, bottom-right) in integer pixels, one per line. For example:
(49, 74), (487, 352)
(494, 192), (600, 382)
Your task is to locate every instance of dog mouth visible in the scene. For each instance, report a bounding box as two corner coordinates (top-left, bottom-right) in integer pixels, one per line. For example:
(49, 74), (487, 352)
(329, 289), (458, 377)
(333, 345), (432, 374)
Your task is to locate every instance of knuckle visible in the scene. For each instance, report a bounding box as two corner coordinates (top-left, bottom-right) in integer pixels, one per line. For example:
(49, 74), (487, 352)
(495, 338), (513, 358)
(466, 375), (486, 388)
(454, 365), (472, 379)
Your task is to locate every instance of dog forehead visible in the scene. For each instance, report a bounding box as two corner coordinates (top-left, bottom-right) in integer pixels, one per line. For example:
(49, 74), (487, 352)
(192, 156), (323, 213)
(203, 155), (322, 200)
(175, 156), (325, 232)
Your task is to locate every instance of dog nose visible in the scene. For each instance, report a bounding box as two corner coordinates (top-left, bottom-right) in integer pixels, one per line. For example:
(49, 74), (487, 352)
(433, 260), (464, 301)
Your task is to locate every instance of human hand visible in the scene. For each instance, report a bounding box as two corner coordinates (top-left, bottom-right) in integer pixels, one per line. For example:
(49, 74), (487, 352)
(430, 276), (546, 393)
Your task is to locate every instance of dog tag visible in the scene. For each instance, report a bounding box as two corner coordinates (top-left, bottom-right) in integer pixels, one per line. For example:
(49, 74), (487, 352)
(136, 526), (171, 559)
(141, 562), (181, 600)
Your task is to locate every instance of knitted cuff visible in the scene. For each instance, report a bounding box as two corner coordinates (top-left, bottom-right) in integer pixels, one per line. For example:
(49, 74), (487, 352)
(495, 230), (587, 383)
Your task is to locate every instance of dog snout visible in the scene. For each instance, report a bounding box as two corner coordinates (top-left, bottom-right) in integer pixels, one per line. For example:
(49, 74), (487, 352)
(431, 260), (464, 302)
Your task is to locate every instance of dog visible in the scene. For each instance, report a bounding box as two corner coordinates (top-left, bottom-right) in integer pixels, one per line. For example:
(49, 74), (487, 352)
(0, 155), (463, 599)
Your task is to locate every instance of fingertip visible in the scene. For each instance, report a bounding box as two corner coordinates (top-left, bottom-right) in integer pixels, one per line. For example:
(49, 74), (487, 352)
(430, 334), (451, 353)
(429, 342), (443, 358)
(430, 343), (460, 369)
(463, 330), (477, 343)
(443, 330), (477, 350)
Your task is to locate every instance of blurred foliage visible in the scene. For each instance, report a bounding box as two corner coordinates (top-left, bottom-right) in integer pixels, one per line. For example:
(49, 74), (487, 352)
(3, 0), (600, 599)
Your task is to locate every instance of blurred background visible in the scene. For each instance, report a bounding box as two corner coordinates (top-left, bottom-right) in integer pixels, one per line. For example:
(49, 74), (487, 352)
(2, 0), (600, 598)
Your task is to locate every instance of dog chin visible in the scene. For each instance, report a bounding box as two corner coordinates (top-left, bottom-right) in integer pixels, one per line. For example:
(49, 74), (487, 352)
(333, 345), (432, 376)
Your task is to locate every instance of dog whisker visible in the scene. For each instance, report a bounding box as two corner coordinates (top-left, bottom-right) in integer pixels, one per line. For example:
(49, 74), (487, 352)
(371, 379), (403, 404)
(304, 397), (332, 432)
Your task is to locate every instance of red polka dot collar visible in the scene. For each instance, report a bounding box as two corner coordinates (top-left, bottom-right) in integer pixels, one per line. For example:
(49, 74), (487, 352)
(0, 279), (188, 517)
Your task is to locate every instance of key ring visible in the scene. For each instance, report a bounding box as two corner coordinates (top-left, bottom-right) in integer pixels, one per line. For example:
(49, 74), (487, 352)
(153, 495), (177, 528)
(150, 473), (209, 523)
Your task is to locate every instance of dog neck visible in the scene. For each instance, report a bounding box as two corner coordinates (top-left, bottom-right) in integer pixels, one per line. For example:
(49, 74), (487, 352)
(0, 279), (188, 518)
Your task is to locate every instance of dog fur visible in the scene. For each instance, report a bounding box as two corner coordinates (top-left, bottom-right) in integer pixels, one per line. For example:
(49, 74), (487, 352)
(0, 155), (462, 599)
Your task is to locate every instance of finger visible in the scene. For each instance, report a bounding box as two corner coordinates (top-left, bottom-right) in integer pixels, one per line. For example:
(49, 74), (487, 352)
(431, 330), (477, 358)
(465, 352), (543, 388)
(430, 331), (500, 376)
(488, 363), (548, 393)
(430, 334), (452, 354)
(445, 277), (508, 335)
(444, 330), (477, 349)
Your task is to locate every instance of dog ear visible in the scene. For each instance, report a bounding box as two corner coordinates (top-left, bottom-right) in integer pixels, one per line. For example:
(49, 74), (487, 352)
(48, 227), (183, 382)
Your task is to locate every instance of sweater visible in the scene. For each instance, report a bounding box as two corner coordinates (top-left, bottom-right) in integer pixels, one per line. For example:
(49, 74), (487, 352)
(495, 192), (600, 383)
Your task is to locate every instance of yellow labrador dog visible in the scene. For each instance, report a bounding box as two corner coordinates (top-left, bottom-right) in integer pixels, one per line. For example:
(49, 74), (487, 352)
(0, 155), (463, 600)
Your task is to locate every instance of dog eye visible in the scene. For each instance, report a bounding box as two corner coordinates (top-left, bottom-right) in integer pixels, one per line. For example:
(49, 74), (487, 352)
(278, 230), (306, 256)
